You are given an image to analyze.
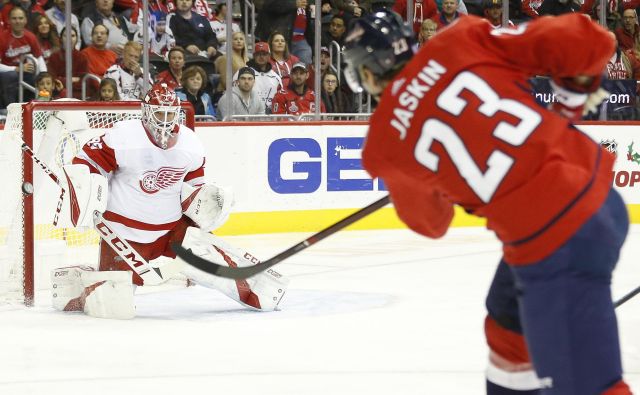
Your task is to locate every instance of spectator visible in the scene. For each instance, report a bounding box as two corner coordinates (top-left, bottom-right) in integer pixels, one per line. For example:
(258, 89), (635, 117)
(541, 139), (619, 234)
(616, 8), (639, 52)
(217, 66), (265, 120)
(214, 30), (248, 94)
(31, 14), (60, 62)
(607, 32), (633, 80)
(34, 71), (65, 100)
(133, 10), (175, 56)
(47, 26), (87, 99)
(45, 0), (81, 49)
(155, 46), (185, 90)
(434, 0), (462, 29)
(209, 0), (240, 54)
(482, 0), (514, 28)
(271, 62), (324, 115)
(168, 0), (218, 60)
(1, 0), (45, 29)
(256, 0), (309, 45)
(103, 40), (151, 100)
(321, 69), (351, 114)
(190, 0), (215, 21)
(234, 41), (283, 113)
(176, 64), (216, 117)
(290, 0), (313, 64)
(80, 23), (118, 79)
(81, 0), (133, 56)
(94, 77), (120, 100)
(306, 45), (335, 90)
(332, 0), (366, 17)
(393, 0), (438, 32)
(321, 14), (346, 47)
(214, 32), (249, 92)
(268, 31), (299, 87)
(418, 19), (437, 47)
(0, 6), (46, 108)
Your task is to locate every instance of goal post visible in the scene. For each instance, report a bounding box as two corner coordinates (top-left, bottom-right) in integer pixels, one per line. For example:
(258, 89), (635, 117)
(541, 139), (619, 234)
(0, 100), (195, 306)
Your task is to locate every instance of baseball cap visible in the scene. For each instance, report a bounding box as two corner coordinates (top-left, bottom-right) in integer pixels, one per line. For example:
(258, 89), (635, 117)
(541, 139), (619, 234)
(292, 62), (308, 71)
(238, 66), (255, 77)
(486, 0), (502, 7)
(321, 46), (330, 55)
(254, 42), (270, 54)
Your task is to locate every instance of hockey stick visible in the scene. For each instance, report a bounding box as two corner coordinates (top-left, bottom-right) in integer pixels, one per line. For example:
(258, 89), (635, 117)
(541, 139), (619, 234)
(614, 286), (640, 308)
(20, 142), (166, 285)
(172, 195), (391, 280)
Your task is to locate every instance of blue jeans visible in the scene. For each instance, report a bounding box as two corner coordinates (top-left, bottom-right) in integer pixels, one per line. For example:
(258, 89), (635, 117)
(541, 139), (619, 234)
(290, 39), (312, 65)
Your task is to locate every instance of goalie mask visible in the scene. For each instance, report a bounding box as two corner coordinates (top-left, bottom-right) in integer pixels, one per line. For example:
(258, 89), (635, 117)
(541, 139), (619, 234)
(141, 83), (181, 149)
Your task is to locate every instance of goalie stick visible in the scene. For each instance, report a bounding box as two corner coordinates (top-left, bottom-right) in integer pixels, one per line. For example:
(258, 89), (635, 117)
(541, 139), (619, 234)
(614, 286), (640, 308)
(172, 195), (391, 280)
(20, 141), (166, 286)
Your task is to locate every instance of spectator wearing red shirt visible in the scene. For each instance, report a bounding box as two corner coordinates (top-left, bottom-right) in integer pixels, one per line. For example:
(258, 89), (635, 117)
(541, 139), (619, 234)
(271, 62), (325, 115)
(47, 27), (88, 99)
(79, 23), (118, 97)
(154, 46), (185, 90)
(0, 6), (46, 108)
(615, 8), (639, 51)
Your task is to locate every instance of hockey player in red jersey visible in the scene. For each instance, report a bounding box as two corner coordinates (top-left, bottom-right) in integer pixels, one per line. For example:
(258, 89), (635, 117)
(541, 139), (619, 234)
(51, 83), (288, 318)
(344, 11), (631, 395)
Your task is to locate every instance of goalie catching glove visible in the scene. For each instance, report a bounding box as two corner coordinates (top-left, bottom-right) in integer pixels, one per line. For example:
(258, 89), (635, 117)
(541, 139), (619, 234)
(549, 76), (608, 122)
(181, 182), (234, 232)
(62, 164), (108, 227)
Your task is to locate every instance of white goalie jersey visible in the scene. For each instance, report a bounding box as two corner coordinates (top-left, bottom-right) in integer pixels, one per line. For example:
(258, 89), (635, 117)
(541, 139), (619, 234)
(73, 119), (206, 243)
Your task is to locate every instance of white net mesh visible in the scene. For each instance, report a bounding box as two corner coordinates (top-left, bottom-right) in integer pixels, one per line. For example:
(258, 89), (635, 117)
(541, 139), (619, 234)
(0, 101), (189, 305)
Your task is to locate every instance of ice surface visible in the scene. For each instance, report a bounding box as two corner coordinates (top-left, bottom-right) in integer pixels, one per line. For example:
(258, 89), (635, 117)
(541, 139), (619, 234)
(2, 226), (639, 395)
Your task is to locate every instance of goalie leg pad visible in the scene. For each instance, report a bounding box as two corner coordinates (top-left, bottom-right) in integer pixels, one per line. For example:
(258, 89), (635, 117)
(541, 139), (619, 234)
(179, 227), (289, 311)
(51, 265), (95, 311)
(81, 270), (135, 320)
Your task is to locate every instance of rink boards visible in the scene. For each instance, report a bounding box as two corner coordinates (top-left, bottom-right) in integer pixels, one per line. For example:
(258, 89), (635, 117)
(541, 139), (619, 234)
(197, 122), (640, 235)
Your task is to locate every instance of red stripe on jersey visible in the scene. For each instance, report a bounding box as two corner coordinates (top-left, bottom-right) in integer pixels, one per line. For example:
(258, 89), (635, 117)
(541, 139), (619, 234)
(184, 164), (205, 182)
(214, 246), (261, 309)
(82, 137), (117, 174)
(485, 316), (531, 364)
(103, 211), (180, 231)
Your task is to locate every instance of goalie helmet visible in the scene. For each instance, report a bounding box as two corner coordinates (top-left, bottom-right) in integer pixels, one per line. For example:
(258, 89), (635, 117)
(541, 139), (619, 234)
(141, 83), (181, 149)
(343, 10), (417, 93)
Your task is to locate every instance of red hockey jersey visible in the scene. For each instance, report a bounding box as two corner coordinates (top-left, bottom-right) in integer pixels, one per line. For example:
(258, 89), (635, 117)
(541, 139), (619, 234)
(363, 15), (616, 264)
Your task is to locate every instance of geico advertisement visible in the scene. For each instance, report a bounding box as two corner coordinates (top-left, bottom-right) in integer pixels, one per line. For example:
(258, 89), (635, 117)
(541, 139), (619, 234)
(197, 123), (387, 212)
(197, 123), (640, 213)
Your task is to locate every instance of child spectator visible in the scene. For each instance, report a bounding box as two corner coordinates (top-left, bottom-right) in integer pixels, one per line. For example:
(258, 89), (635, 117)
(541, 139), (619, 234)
(209, 1), (240, 54)
(94, 77), (120, 101)
(176, 65), (216, 117)
(35, 71), (65, 100)
(134, 10), (175, 56)
(418, 19), (437, 47)
(268, 31), (299, 87)
(31, 14), (60, 62)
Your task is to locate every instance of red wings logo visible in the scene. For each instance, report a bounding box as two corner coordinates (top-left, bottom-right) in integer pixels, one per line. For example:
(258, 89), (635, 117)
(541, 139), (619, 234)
(139, 166), (186, 194)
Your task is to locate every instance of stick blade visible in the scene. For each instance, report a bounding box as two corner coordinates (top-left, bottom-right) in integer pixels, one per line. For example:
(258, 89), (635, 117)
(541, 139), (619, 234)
(171, 243), (261, 280)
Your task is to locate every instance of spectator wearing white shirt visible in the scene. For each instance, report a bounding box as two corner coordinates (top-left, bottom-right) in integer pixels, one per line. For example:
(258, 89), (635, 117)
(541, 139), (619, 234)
(103, 41), (152, 100)
(209, 1), (240, 54)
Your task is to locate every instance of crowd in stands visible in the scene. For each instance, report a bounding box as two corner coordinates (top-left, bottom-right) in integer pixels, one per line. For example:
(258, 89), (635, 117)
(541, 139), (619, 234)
(1, 0), (640, 120)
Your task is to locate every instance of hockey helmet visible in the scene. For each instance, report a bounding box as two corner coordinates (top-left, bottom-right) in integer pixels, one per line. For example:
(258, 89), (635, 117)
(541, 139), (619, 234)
(343, 10), (417, 93)
(141, 83), (181, 150)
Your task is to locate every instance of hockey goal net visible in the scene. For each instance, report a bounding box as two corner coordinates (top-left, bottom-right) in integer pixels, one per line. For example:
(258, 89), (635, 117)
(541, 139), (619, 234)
(0, 100), (195, 306)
